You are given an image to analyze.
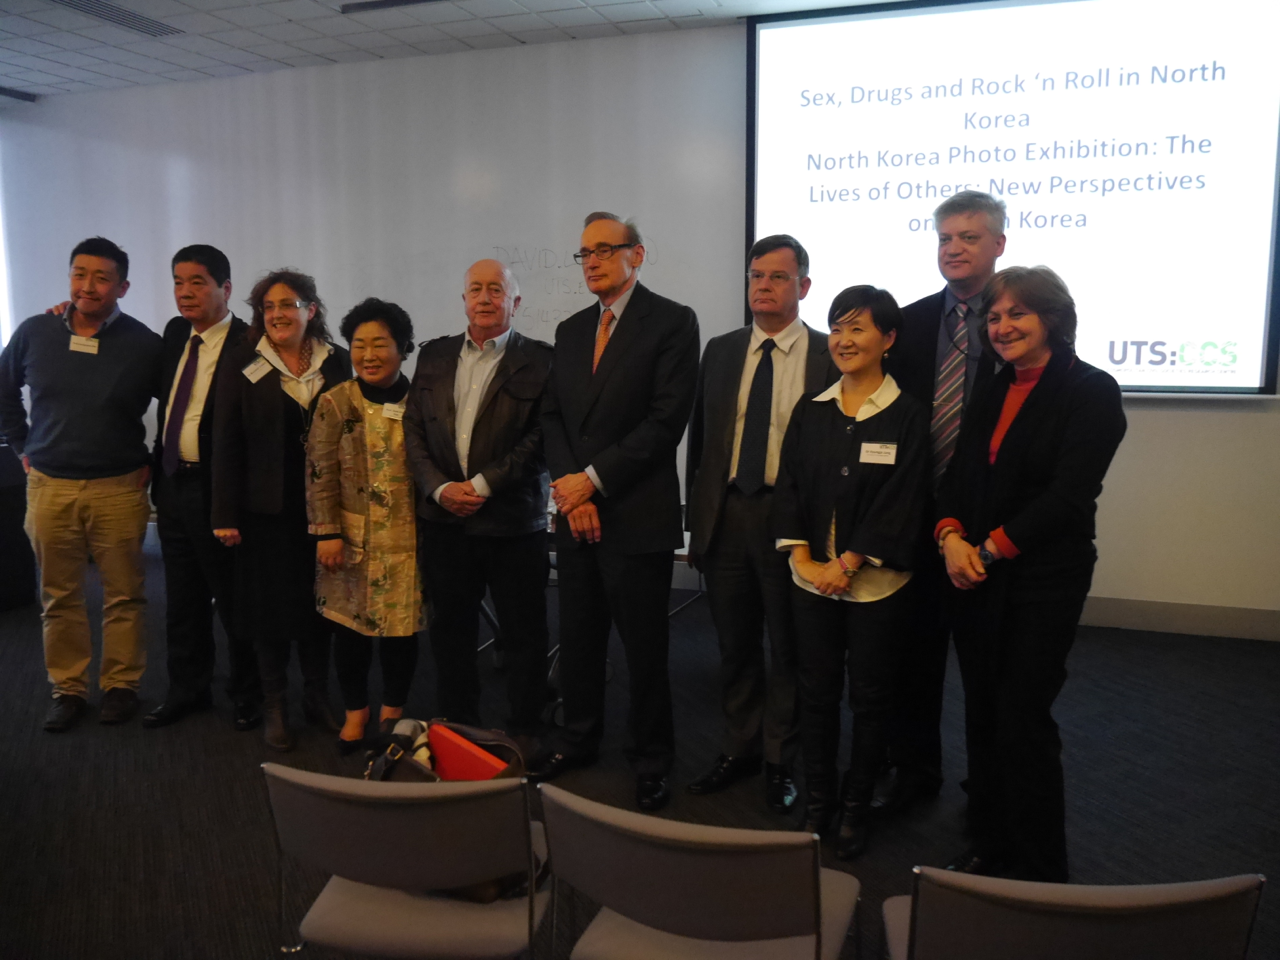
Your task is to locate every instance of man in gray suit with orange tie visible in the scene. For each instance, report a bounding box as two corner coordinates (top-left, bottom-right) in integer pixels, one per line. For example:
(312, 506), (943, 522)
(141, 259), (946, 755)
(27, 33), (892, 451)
(684, 234), (839, 814)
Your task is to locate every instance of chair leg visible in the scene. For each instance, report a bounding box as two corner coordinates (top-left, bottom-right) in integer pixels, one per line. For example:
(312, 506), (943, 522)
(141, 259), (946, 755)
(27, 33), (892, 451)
(277, 846), (305, 954)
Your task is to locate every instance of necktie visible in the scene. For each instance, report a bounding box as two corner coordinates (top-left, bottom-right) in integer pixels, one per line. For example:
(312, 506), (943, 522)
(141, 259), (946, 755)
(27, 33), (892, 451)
(163, 335), (202, 476)
(735, 339), (776, 496)
(592, 308), (615, 373)
(930, 301), (968, 489)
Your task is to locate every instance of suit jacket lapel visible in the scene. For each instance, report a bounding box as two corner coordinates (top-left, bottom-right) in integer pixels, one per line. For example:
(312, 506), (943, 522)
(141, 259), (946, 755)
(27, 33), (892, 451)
(714, 327), (752, 460)
(201, 315), (248, 423)
(803, 325), (831, 394)
(583, 283), (649, 412)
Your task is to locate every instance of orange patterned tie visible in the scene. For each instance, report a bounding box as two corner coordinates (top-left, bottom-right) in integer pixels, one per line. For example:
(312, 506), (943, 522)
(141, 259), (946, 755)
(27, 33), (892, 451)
(593, 308), (615, 373)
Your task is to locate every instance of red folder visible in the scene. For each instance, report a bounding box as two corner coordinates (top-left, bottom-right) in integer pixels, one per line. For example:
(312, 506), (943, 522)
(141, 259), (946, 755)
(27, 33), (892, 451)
(428, 723), (508, 781)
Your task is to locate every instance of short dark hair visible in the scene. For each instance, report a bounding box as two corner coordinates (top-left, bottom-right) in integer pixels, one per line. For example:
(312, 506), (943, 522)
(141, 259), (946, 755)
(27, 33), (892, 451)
(827, 285), (903, 337)
(172, 244), (231, 287)
(70, 237), (128, 282)
(339, 298), (416, 359)
(583, 211), (642, 246)
(246, 269), (333, 345)
(980, 265), (1077, 351)
(747, 234), (809, 277)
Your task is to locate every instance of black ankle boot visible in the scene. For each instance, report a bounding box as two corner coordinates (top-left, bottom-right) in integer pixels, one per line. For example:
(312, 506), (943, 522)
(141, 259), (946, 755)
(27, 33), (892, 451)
(797, 774), (836, 836)
(834, 787), (871, 860)
(263, 697), (295, 753)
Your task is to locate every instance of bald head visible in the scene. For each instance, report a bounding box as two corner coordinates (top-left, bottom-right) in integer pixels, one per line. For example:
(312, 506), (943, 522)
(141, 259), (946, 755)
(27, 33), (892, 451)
(463, 258), (521, 345)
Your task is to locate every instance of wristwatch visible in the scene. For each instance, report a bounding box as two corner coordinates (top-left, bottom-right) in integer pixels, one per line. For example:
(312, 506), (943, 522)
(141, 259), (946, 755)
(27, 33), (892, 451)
(977, 545), (997, 566)
(837, 555), (856, 577)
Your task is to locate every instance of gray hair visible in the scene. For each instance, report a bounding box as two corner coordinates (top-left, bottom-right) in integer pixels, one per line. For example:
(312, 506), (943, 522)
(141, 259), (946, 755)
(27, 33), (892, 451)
(583, 211), (642, 246)
(933, 190), (1006, 237)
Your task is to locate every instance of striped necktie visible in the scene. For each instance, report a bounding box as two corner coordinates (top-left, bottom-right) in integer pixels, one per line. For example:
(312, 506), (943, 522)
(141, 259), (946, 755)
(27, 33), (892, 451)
(930, 301), (968, 488)
(593, 308), (615, 373)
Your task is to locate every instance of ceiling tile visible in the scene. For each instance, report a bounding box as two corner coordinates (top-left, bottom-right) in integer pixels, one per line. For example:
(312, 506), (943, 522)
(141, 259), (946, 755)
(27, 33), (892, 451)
(509, 26), (567, 42)
(162, 33), (235, 52)
(0, 35), (61, 54)
(437, 17), (496, 36)
(413, 37), (467, 54)
(115, 0), (193, 18)
(111, 50), (184, 69)
(0, 0), (52, 15)
(162, 11), (240, 33)
(242, 58), (290, 72)
(33, 30), (100, 49)
(199, 45), (265, 63)
(463, 32), (519, 48)
(0, 15), (52, 36)
(243, 40), (301, 57)
(23, 82), (74, 93)
(539, 6), (602, 26)
(367, 42), (417, 56)
(39, 62), (105, 80)
(258, 0), (336, 20)
(200, 61), (248, 75)
(346, 8), (420, 30)
(121, 38), (190, 58)
(561, 20), (617, 37)
(35, 48), (103, 65)
(56, 79), (105, 91)
(254, 20), (320, 41)
(205, 27), (268, 46)
(339, 30), (396, 49)
(87, 76), (139, 87)
(304, 16), (366, 35)
(24, 8), (102, 31)
(81, 60), (153, 79)
(455, 0), (525, 17)
(213, 5), (286, 27)
(73, 25), (147, 45)
(514, 0), (583, 10)
(615, 17), (674, 31)
(324, 47), (378, 62)
(0, 49), (47, 66)
(161, 67), (213, 79)
(488, 12), (546, 31)
(288, 34), (350, 53)
(179, 0), (253, 11)
(384, 23), (444, 43)
(279, 52), (331, 65)
(597, 2), (662, 20)
(10, 68), (66, 83)
(403, 3), (473, 24)
(651, 0), (701, 15)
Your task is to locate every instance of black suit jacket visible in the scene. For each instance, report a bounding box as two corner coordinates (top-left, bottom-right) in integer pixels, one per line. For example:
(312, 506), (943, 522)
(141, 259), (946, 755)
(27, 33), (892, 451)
(685, 322), (838, 557)
(937, 350), (1126, 598)
(888, 289), (995, 411)
(210, 338), (352, 528)
(403, 330), (553, 537)
(152, 314), (250, 507)
(541, 282), (700, 555)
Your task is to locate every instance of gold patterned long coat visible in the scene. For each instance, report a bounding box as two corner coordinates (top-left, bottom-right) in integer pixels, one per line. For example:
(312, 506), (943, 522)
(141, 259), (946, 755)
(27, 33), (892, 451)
(306, 379), (424, 637)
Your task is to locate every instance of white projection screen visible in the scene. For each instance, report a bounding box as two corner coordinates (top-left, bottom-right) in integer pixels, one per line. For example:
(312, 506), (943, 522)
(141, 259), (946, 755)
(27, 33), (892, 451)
(750, 0), (1280, 394)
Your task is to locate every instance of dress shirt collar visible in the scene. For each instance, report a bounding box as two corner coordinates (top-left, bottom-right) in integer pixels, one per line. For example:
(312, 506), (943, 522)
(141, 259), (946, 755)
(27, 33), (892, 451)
(63, 303), (121, 333)
(463, 326), (512, 355)
(598, 280), (637, 322)
(751, 316), (805, 355)
(943, 286), (984, 320)
(256, 335), (333, 381)
(188, 312), (231, 349)
(813, 372), (901, 421)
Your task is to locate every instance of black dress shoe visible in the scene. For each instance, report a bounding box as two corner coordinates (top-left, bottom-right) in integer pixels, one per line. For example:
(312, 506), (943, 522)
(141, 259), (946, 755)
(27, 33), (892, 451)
(686, 754), (762, 795)
(44, 694), (87, 733)
(945, 846), (1011, 876)
(142, 692), (213, 729)
(636, 775), (670, 812)
(871, 766), (943, 818)
(233, 700), (263, 732)
(99, 688), (139, 725)
(834, 802), (870, 860)
(764, 763), (798, 813)
(527, 751), (597, 784)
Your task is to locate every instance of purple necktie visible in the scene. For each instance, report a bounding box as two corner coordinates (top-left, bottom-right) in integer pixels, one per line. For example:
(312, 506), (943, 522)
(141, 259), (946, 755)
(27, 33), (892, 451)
(163, 335), (202, 476)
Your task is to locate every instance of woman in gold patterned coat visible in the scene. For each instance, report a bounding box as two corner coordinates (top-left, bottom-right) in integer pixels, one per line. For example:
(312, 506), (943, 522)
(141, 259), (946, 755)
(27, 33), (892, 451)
(307, 298), (424, 753)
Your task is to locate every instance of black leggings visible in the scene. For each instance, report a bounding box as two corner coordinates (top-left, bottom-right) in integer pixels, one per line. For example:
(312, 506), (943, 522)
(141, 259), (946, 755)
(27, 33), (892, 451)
(331, 624), (419, 711)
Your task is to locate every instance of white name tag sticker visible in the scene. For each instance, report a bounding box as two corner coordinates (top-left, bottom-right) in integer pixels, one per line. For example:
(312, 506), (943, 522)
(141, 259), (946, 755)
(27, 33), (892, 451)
(69, 335), (99, 355)
(860, 442), (897, 465)
(382, 402), (405, 421)
(242, 357), (272, 383)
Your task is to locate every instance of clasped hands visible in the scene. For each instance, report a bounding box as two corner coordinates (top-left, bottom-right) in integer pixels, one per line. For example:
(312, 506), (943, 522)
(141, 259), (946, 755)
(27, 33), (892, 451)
(793, 545), (864, 596)
(439, 479), (486, 518)
(941, 531), (1001, 590)
(551, 472), (600, 543)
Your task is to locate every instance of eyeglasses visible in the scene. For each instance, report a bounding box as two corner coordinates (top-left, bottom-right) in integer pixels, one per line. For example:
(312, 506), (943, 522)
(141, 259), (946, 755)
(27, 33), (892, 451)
(573, 243), (636, 265)
(747, 271), (802, 286)
(263, 299), (309, 312)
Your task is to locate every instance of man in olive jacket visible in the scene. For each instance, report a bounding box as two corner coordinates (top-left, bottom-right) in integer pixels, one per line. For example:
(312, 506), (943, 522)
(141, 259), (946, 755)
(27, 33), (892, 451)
(403, 259), (553, 736)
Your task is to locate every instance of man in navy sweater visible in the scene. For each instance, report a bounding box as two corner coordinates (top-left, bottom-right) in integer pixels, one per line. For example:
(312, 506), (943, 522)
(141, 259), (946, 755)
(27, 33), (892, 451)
(0, 237), (162, 732)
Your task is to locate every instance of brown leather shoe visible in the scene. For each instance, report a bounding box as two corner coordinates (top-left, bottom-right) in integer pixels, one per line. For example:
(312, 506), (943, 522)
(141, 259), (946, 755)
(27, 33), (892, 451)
(44, 694), (87, 733)
(99, 688), (139, 725)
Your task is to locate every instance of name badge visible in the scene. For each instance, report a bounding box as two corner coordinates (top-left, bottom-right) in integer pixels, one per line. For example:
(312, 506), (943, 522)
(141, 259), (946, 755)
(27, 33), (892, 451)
(382, 402), (405, 421)
(69, 335), (99, 355)
(242, 357), (272, 383)
(860, 442), (897, 465)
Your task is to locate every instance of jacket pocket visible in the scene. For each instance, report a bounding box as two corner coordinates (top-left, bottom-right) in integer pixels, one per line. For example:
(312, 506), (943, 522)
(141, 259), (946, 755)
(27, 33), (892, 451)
(341, 509), (366, 564)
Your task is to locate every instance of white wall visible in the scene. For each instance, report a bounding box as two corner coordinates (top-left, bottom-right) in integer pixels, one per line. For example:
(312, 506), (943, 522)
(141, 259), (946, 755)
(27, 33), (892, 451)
(1, 23), (1277, 624)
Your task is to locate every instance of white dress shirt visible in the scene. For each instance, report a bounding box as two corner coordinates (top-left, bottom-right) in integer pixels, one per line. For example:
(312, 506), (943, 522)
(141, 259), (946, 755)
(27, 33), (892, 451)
(777, 373), (913, 603)
(257, 336), (334, 408)
(431, 328), (511, 503)
(729, 316), (809, 489)
(163, 312), (232, 464)
(583, 280), (638, 496)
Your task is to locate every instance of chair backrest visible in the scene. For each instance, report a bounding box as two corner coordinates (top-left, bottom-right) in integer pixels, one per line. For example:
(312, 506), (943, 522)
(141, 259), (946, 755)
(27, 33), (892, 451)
(262, 762), (530, 893)
(539, 783), (820, 942)
(908, 865), (1265, 960)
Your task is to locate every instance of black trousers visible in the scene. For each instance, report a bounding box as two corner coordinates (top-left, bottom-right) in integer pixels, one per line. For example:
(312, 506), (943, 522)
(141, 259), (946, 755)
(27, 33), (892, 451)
(237, 509), (330, 702)
(420, 524), (549, 734)
(155, 468), (259, 706)
(885, 553), (950, 783)
(702, 487), (799, 766)
(792, 582), (911, 802)
(953, 588), (1085, 883)
(554, 532), (675, 777)
(331, 623), (418, 711)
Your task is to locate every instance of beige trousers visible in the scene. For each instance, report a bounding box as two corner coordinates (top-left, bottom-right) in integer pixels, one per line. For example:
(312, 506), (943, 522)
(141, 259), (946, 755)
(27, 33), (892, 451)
(24, 467), (151, 697)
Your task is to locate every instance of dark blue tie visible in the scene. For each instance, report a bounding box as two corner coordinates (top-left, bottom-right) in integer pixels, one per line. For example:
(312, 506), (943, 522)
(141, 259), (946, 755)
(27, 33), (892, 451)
(162, 335), (201, 476)
(735, 339), (775, 496)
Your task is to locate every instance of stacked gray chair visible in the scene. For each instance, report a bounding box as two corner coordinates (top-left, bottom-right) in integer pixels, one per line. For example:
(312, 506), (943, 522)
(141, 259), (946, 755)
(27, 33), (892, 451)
(262, 763), (549, 958)
(539, 782), (860, 959)
(882, 865), (1264, 960)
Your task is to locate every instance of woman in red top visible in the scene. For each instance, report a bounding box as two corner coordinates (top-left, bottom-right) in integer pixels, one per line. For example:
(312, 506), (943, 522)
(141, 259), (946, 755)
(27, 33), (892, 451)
(935, 266), (1126, 882)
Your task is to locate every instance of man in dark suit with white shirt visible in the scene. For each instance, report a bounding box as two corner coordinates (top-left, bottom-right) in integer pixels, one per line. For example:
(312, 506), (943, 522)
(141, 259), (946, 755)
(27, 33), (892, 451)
(143, 245), (261, 730)
(684, 234), (838, 814)
(879, 191), (1006, 815)
(530, 212), (700, 812)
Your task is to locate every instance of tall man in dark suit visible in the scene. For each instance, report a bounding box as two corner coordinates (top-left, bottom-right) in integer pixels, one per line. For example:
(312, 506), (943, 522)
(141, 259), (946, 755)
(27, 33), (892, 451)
(143, 245), (261, 731)
(684, 234), (838, 814)
(879, 190), (1007, 814)
(531, 212), (700, 812)
(403, 259), (553, 737)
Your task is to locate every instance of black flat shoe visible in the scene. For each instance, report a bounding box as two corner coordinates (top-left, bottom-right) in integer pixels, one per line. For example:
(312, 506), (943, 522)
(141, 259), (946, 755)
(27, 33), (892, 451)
(527, 751), (597, 784)
(636, 775), (670, 812)
(945, 846), (1011, 876)
(142, 692), (213, 729)
(765, 763), (798, 813)
(44, 694), (87, 733)
(871, 766), (943, 818)
(233, 700), (263, 732)
(338, 735), (365, 756)
(686, 754), (762, 795)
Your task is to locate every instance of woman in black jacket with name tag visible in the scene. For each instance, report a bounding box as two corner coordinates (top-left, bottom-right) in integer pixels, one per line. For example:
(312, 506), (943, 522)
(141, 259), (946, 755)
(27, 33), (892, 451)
(773, 285), (929, 859)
